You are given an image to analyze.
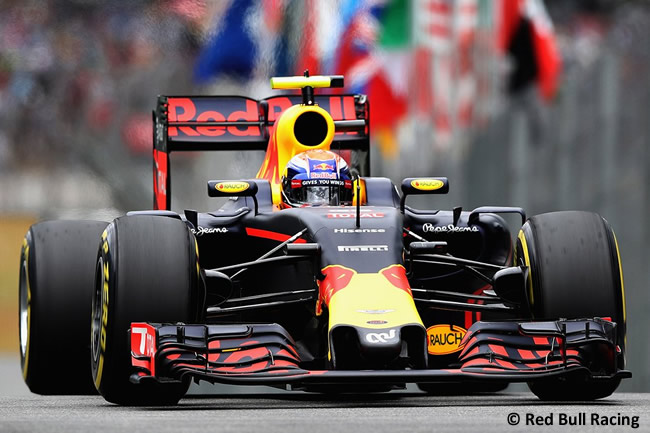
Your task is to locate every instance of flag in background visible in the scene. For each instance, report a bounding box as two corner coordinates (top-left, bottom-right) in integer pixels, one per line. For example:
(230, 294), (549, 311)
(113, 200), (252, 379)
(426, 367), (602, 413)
(192, 0), (560, 155)
(294, 0), (321, 76)
(414, 0), (478, 150)
(193, 0), (289, 84)
(333, 0), (411, 158)
(294, 0), (345, 77)
(194, 0), (257, 83)
(498, 0), (561, 101)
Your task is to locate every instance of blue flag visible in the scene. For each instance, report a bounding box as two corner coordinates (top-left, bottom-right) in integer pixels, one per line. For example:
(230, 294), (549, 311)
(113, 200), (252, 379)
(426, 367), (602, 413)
(194, 0), (257, 83)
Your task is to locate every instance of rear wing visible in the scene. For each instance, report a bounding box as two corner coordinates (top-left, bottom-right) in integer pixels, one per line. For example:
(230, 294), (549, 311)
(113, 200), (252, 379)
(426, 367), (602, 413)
(153, 94), (369, 210)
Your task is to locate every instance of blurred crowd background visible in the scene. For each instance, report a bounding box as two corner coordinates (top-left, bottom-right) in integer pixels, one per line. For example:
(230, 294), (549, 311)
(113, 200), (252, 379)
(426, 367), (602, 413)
(1, 0), (649, 392)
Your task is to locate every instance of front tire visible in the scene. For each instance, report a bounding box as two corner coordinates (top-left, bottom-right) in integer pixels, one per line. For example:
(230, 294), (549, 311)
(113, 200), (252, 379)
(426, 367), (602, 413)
(90, 215), (200, 405)
(20, 220), (108, 395)
(516, 211), (626, 400)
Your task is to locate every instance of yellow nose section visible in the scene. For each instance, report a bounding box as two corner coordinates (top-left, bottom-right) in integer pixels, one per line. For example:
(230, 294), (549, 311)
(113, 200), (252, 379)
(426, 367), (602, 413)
(319, 265), (423, 331)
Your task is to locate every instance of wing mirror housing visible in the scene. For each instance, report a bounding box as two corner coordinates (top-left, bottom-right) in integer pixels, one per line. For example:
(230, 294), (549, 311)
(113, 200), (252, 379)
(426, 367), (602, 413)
(400, 177), (449, 213)
(409, 241), (448, 255)
(207, 180), (259, 214)
(284, 243), (321, 256)
(492, 266), (529, 308)
(203, 270), (233, 299)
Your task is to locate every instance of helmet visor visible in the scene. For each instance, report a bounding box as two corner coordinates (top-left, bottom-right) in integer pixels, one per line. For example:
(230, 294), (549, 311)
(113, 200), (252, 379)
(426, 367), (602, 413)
(305, 185), (339, 206)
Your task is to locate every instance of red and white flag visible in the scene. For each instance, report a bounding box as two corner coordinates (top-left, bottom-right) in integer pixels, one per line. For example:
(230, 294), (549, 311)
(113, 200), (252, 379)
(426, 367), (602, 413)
(498, 0), (561, 101)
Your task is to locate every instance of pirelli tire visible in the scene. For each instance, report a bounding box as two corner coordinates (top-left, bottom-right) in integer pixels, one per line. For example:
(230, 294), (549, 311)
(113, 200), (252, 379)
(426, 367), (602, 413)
(91, 215), (201, 406)
(19, 220), (108, 395)
(516, 211), (626, 401)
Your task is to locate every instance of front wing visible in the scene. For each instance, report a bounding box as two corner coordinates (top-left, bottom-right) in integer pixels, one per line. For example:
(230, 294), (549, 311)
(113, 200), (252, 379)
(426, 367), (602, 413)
(129, 319), (630, 388)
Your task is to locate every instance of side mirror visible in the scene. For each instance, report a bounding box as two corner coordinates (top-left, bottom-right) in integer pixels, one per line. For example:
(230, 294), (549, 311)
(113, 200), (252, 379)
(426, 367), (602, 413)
(207, 180), (259, 214)
(492, 266), (528, 307)
(203, 270), (233, 298)
(284, 243), (321, 256)
(409, 241), (448, 255)
(400, 177), (449, 213)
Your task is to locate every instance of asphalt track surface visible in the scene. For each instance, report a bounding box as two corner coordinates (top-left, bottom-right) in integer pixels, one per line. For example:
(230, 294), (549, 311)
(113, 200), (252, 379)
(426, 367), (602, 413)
(2, 356), (649, 433)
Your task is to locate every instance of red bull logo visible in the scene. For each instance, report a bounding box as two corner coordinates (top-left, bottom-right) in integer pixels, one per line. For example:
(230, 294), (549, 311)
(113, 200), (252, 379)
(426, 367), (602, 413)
(311, 162), (335, 171)
(316, 265), (356, 315)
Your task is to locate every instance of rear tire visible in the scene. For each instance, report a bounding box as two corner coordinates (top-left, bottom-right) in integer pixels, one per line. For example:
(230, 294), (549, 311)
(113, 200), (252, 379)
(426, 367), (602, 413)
(19, 220), (108, 395)
(516, 211), (626, 400)
(90, 215), (200, 405)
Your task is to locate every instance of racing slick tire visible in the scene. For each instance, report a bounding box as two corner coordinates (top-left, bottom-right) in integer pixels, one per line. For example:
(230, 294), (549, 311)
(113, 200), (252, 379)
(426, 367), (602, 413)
(516, 211), (626, 400)
(19, 220), (108, 395)
(91, 215), (200, 405)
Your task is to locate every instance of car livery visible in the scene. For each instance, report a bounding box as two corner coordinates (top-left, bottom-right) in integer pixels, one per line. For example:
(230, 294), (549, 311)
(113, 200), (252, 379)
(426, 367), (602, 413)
(18, 74), (629, 405)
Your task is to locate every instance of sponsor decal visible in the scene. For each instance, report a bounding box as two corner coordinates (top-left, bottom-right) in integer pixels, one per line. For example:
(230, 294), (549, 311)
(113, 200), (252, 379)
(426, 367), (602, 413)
(167, 96), (360, 138)
(311, 162), (335, 171)
(357, 309), (395, 314)
(328, 212), (384, 219)
(100, 250), (109, 357)
(267, 95), (358, 122)
(130, 323), (157, 376)
(365, 329), (397, 344)
(131, 325), (156, 357)
(156, 165), (166, 195)
(366, 320), (389, 325)
(337, 245), (388, 252)
(310, 172), (337, 179)
(302, 179), (346, 186)
(168, 98), (260, 137)
(317, 265), (356, 315)
(155, 120), (164, 144)
(334, 228), (386, 233)
(422, 223), (478, 233)
(411, 178), (445, 191)
(215, 181), (250, 193)
(93, 229), (111, 388)
(191, 226), (228, 236)
(426, 324), (467, 355)
(380, 265), (412, 296)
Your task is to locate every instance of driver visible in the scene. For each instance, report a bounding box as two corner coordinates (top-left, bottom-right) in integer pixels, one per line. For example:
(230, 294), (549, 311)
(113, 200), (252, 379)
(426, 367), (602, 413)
(281, 149), (353, 207)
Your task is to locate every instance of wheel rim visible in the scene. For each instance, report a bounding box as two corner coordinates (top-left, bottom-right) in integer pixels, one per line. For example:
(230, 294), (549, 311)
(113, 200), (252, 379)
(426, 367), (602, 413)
(91, 257), (104, 364)
(19, 255), (29, 362)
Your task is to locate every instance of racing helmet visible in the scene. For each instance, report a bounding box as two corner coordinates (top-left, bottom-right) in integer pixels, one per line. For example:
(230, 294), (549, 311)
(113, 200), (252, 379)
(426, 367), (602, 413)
(281, 149), (353, 207)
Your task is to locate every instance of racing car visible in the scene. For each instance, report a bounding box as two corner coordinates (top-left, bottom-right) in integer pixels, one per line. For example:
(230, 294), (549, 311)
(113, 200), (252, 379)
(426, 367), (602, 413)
(19, 73), (629, 405)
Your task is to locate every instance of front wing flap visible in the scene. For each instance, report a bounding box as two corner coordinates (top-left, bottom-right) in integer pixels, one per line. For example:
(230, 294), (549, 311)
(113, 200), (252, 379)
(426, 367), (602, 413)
(130, 319), (630, 388)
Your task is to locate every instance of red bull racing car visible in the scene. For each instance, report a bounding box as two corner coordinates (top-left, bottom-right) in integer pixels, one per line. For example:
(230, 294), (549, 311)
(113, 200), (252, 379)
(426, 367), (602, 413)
(19, 74), (629, 405)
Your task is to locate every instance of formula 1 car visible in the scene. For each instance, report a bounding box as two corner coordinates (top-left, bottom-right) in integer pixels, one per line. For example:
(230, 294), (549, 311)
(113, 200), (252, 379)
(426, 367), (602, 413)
(19, 74), (629, 405)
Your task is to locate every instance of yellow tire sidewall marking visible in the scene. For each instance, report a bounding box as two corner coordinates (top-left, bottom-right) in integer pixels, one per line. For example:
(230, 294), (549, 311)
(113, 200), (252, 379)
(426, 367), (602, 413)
(94, 230), (110, 389)
(612, 232), (627, 349)
(22, 239), (31, 380)
(517, 229), (534, 308)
